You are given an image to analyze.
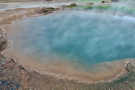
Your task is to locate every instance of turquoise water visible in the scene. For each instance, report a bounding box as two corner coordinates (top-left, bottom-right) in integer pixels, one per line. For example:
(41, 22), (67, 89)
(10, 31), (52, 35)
(10, 11), (135, 67)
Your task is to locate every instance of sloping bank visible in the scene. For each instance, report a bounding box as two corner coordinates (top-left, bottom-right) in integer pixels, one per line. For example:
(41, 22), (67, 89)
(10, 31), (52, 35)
(0, 7), (59, 25)
(0, 6), (135, 90)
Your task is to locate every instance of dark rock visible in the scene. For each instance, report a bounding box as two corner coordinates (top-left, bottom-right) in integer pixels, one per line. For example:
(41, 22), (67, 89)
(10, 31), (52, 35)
(0, 28), (8, 52)
(101, 0), (111, 3)
(111, 0), (119, 2)
(126, 62), (135, 72)
(101, 0), (105, 3)
(39, 7), (59, 14)
(65, 3), (77, 8)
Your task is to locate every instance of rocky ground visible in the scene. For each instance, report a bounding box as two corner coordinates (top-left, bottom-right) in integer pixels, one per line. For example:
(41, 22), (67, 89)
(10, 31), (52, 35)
(0, 7), (59, 25)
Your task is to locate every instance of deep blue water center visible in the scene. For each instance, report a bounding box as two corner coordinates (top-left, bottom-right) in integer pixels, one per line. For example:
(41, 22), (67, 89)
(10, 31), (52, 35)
(10, 11), (135, 67)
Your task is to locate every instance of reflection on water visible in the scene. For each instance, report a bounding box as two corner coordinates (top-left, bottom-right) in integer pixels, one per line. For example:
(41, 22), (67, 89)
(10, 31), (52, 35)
(8, 11), (135, 69)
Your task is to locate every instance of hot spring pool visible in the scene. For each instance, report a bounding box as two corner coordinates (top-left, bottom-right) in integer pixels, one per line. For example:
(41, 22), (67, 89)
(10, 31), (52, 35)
(8, 11), (135, 69)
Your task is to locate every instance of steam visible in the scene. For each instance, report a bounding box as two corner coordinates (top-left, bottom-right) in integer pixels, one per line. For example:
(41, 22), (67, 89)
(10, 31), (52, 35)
(8, 10), (135, 68)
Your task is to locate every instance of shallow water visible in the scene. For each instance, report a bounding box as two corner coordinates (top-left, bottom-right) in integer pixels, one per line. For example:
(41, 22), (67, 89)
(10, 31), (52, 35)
(8, 11), (135, 69)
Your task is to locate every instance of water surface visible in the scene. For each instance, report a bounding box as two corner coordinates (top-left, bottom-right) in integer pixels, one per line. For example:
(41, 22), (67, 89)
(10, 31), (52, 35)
(9, 11), (135, 69)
